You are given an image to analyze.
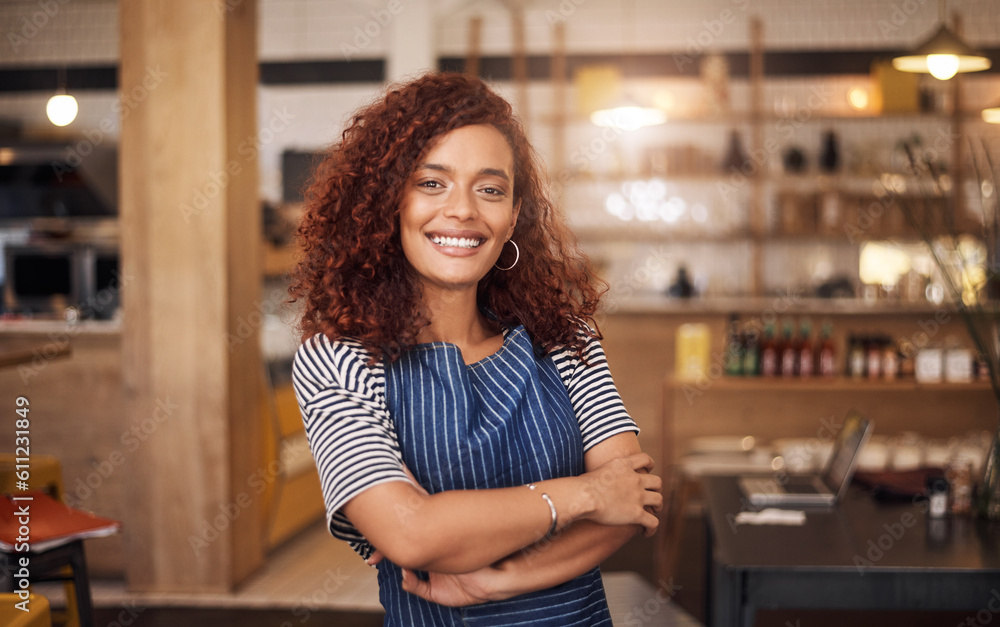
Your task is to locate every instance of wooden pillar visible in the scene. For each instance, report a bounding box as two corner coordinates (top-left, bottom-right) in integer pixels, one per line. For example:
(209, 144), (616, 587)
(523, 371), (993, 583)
(749, 16), (765, 296)
(119, 0), (263, 591)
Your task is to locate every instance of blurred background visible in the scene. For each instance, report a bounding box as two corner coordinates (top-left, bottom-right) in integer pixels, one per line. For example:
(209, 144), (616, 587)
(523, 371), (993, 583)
(2, 1), (1000, 625)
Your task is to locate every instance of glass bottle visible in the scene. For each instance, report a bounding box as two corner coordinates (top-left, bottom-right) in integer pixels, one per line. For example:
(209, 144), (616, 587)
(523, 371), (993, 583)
(798, 318), (814, 378)
(866, 336), (882, 380)
(780, 320), (798, 377)
(882, 336), (899, 381)
(724, 313), (743, 376)
(743, 325), (760, 377)
(819, 130), (840, 173)
(947, 449), (975, 515)
(818, 320), (836, 378)
(722, 129), (749, 173)
(848, 334), (866, 379)
(760, 323), (778, 377)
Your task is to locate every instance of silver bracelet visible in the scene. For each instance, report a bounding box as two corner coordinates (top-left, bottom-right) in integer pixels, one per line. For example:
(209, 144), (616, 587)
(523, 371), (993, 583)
(527, 483), (559, 537)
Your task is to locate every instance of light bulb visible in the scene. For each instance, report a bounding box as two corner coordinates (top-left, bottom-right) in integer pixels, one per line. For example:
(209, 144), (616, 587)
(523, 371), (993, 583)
(590, 105), (666, 131)
(847, 87), (869, 111)
(926, 54), (960, 80)
(46, 94), (78, 126)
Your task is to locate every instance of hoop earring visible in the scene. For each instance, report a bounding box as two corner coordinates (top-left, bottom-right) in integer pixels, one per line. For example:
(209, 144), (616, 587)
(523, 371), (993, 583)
(494, 240), (519, 271)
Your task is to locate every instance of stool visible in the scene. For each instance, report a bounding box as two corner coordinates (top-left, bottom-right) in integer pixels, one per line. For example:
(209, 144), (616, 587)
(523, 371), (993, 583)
(0, 593), (52, 627)
(1, 455), (93, 627)
(0, 455), (64, 501)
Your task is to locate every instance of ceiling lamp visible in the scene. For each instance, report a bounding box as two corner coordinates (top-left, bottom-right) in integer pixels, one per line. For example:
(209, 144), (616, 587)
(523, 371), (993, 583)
(984, 102), (1000, 123)
(586, 0), (665, 131)
(892, 3), (991, 81)
(591, 98), (667, 131)
(46, 94), (78, 127)
(46, 68), (78, 127)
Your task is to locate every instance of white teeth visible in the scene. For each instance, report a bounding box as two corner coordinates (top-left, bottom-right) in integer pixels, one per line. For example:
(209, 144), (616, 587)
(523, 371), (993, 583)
(429, 235), (482, 249)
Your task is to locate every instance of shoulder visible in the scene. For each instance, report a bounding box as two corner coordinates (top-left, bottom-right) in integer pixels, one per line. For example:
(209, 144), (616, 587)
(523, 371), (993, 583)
(292, 334), (384, 402)
(548, 320), (605, 373)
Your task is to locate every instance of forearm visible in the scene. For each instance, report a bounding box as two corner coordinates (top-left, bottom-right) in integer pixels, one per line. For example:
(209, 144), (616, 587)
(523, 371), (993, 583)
(487, 521), (639, 600)
(362, 474), (600, 573)
(345, 451), (659, 574)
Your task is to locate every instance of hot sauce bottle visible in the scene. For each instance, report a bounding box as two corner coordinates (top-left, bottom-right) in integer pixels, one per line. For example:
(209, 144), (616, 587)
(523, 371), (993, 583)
(818, 320), (837, 378)
(798, 318), (814, 378)
(780, 320), (797, 377)
(760, 323), (778, 377)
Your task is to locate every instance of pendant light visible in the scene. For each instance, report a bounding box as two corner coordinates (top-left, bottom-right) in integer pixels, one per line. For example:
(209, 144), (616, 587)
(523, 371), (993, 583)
(984, 103), (1000, 124)
(591, 96), (667, 131)
(46, 68), (78, 127)
(892, 0), (990, 81)
(589, 0), (665, 130)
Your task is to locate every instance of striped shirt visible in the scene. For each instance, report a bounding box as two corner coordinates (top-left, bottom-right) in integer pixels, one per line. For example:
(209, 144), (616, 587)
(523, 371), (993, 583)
(293, 324), (638, 624)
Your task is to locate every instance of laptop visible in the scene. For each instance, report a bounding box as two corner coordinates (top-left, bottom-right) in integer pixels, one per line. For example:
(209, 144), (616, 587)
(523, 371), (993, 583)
(738, 411), (873, 507)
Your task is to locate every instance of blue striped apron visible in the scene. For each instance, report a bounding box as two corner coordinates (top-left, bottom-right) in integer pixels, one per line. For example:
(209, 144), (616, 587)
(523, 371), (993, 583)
(380, 325), (613, 626)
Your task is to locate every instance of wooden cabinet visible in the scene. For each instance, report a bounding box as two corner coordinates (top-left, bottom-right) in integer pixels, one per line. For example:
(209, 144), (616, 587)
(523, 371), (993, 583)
(598, 305), (997, 481)
(662, 375), (996, 476)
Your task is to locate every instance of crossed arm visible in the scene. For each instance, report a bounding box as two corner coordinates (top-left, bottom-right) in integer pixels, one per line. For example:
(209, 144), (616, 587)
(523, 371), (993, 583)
(344, 431), (659, 605)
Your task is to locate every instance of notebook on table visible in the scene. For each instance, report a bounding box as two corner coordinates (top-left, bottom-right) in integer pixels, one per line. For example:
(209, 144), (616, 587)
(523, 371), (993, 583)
(738, 410), (873, 508)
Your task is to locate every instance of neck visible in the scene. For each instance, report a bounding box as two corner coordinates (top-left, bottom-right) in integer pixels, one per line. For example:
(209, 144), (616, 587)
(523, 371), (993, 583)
(416, 285), (494, 347)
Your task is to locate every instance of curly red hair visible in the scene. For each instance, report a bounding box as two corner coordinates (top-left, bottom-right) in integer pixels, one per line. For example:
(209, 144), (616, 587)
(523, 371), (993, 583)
(289, 72), (605, 361)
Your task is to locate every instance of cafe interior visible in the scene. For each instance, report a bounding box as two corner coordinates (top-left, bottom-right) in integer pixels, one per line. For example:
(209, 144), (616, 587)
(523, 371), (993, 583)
(1, 0), (1000, 625)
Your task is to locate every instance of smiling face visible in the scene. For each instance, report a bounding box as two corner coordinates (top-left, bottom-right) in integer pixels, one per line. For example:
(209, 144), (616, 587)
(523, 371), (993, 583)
(399, 124), (519, 296)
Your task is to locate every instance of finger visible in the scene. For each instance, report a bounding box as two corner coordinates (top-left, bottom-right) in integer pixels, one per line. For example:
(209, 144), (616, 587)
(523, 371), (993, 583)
(401, 569), (430, 599)
(645, 475), (663, 494)
(641, 474), (662, 493)
(640, 511), (660, 537)
(624, 452), (655, 473)
(365, 549), (385, 567)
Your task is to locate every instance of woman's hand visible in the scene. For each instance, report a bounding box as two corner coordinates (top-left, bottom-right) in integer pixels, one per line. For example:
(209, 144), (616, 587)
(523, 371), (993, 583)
(578, 453), (662, 536)
(399, 565), (503, 607)
(367, 549), (507, 606)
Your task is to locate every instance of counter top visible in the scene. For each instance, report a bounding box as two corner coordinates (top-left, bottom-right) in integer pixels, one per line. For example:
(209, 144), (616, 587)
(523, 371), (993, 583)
(0, 318), (122, 336)
(0, 336), (72, 368)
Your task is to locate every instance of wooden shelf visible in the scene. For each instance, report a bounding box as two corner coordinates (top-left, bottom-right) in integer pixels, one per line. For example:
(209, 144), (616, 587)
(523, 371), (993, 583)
(610, 294), (962, 315)
(573, 225), (756, 243)
(574, 226), (978, 246)
(668, 374), (994, 393)
(539, 109), (987, 127)
(549, 18), (978, 298)
(564, 170), (957, 188)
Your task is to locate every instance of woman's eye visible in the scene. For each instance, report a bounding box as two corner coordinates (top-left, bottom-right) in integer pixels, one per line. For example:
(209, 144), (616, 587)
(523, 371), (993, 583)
(418, 180), (442, 189)
(482, 187), (506, 196)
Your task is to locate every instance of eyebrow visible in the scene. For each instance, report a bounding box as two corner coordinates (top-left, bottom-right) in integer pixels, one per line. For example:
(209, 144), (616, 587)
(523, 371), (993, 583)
(416, 163), (511, 182)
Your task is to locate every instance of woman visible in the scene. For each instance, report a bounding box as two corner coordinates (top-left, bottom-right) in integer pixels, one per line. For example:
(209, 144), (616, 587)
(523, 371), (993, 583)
(290, 72), (662, 625)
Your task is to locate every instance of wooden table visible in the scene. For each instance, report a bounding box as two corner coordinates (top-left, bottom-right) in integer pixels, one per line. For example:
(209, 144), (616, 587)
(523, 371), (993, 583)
(702, 474), (1000, 627)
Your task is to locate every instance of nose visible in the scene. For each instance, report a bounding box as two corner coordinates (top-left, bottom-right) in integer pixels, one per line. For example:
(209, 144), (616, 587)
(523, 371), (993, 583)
(443, 186), (477, 220)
